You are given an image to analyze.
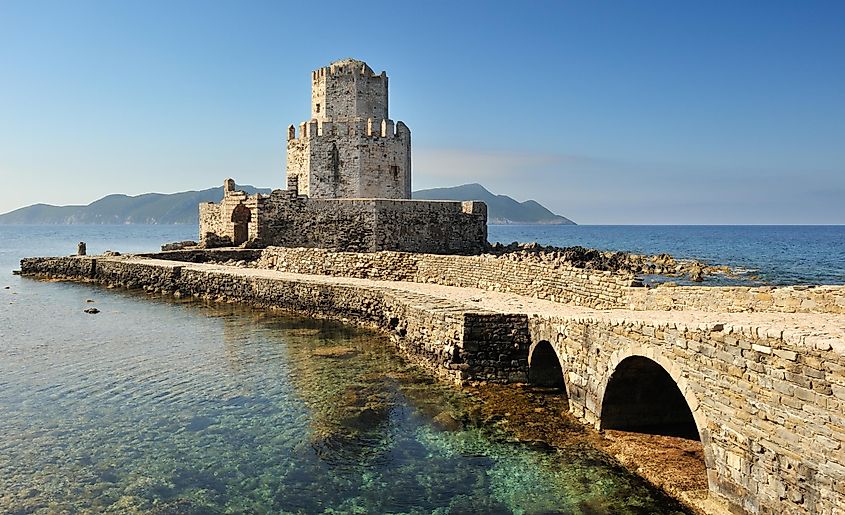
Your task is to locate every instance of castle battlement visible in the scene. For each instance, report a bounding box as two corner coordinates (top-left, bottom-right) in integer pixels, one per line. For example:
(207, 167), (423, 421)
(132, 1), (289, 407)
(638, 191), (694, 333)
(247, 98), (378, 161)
(199, 58), (487, 255)
(287, 58), (411, 199)
(311, 58), (386, 81)
(287, 119), (410, 142)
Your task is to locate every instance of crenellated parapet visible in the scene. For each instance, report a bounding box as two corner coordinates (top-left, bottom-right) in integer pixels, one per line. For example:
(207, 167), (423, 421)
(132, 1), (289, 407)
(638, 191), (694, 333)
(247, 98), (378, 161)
(286, 119), (410, 142)
(201, 59), (484, 254)
(287, 58), (411, 199)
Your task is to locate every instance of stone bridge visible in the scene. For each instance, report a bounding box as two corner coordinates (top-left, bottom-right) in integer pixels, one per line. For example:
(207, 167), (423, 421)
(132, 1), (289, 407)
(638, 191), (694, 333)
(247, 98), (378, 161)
(527, 310), (844, 515)
(20, 250), (845, 514)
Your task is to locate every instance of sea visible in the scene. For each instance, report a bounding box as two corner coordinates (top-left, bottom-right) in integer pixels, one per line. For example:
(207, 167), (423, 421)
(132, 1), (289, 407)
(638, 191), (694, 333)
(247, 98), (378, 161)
(1, 224), (842, 513)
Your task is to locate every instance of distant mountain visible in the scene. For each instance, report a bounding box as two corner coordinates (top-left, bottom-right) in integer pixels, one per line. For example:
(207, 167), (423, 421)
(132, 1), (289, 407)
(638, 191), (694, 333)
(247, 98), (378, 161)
(413, 183), (575, 225)
(0, 185), (271, 225)
(0, 183), (574, 225)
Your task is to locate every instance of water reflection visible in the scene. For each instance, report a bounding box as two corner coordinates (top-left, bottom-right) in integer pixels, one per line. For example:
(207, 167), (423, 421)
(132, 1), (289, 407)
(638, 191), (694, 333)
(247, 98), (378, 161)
(1, 284), (688, 513)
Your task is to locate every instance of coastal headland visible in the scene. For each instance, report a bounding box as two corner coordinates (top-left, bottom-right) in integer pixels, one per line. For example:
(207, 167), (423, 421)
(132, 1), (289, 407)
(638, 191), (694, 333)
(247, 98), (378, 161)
(20, 246), (845, 514)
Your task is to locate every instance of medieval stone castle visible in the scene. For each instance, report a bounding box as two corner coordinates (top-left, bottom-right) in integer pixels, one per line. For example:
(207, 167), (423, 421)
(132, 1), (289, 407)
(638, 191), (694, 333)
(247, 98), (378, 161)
(199, 58), (487, 254)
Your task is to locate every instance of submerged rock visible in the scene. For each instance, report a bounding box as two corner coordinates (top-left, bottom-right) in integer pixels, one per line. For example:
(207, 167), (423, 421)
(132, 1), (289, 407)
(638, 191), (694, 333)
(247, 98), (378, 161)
(313, 346), (358, 359)
(431, 411), (463, 432)
(84, 307), (100, 314)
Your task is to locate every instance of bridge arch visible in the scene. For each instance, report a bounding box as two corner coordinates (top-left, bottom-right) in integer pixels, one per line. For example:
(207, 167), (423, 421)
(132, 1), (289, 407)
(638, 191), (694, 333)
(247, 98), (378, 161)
(595, 348), (715, 489)
(528, 339), (567, 392)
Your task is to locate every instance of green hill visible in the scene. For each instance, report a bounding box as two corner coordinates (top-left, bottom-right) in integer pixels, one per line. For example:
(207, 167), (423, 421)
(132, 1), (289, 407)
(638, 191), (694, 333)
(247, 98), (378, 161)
(0, 183), (574, 225)
(0, 185), (270, 225)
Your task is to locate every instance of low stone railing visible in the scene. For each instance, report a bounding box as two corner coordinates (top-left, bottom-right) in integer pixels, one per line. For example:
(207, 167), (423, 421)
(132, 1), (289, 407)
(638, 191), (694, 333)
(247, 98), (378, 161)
(256, 247), (845, 315)
(625, 284), (845, 314)
(256, 247), (636, 309)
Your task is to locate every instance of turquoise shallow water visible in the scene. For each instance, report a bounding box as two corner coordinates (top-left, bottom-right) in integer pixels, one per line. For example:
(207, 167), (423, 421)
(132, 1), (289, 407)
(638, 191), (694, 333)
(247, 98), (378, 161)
(0, 226), (688, 513)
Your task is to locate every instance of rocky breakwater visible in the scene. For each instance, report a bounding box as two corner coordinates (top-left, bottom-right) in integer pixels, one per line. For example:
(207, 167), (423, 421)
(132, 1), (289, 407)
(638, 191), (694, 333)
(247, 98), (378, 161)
(19, 254), (531, 384)
(486, 242), (729, 283)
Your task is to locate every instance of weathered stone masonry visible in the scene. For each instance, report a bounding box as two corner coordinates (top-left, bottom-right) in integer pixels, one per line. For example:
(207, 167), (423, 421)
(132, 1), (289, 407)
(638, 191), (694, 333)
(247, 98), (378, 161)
(290, 58), (411, 199)
(21, 256), (529, 384)
(255, 246), (844, 314)
(199, 58), (487, 255)
(199, 182), (487, 254)
(530, 315), (845, 515)
(20, 253), (845, 514)
(256, 247), (636, 309)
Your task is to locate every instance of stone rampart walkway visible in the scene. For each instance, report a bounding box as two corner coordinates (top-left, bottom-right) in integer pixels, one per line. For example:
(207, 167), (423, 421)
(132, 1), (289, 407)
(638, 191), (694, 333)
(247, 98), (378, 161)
(187, 259), (845, 354)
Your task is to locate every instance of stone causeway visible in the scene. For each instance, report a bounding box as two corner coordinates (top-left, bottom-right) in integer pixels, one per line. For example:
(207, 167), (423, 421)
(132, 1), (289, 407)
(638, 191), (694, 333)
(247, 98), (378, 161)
(19, 248), (845, 515)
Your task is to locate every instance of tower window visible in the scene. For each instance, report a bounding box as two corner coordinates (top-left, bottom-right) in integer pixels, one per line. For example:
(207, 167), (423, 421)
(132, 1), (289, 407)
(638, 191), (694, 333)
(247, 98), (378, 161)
(316, 103), (320, 113)
(390, 165), (399, 178)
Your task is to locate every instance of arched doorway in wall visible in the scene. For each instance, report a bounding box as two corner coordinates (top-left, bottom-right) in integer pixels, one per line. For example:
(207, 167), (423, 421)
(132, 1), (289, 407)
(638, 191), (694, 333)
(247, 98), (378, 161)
(528, 340), (566, 391)
(231, 204), (251, 246)
(600, 356), (699, 440)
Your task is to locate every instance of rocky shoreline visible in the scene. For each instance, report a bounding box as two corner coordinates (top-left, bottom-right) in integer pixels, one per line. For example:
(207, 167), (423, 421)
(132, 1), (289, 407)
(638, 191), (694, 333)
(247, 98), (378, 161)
(486, 241), (735, 283)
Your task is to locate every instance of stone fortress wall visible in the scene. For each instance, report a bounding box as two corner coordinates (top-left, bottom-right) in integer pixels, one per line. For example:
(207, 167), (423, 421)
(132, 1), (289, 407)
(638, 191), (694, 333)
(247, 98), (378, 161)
(624, 283), (845, 314)
(199, 58), (483, 254)
(255, 246), (845, 315)
(256, 247), (636, 309)
(199, 179), (487, 254)
(286, 118), (410, 199)
(287, 59), (411, 199)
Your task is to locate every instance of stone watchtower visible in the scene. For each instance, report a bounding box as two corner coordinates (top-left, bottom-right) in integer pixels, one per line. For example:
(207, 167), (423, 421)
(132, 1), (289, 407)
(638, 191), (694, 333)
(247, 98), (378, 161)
(286, 59), (411, 199)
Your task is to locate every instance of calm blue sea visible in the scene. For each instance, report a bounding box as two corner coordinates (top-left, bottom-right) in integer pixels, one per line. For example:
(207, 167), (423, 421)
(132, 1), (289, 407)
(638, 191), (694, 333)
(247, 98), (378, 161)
(0, 225), (691, 513)
(488, 225), (845, 286)
(2, 224), (843, 284)
(0, 224), (840, 511)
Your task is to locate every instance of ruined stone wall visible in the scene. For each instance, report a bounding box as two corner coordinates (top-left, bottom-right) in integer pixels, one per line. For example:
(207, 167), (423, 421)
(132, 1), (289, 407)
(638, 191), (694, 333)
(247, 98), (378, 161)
(199, 193), (487, 255)
(256, 195), (378, 251)
(530, 315), (845, 514)
(198, 185), (261, 246)
(371, 199), (485, 255)
(256, 247), (634, 309)
(254, 247), (845, 315)
(285, 136), (310, 196)
(198, 203), (224, 242)
(626, 284), (845, 314)
(256, 247), (419, 281)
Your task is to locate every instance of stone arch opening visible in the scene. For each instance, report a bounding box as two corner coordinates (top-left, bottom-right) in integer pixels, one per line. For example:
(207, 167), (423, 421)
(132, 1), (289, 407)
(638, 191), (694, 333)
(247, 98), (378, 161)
(600, 356), (699, 440)
(528, 340), (565, 390)
(231, 204), (251, 246)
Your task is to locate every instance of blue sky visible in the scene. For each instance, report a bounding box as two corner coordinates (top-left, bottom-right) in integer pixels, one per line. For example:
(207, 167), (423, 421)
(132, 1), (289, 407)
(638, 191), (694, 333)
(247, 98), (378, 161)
(1, 1), (843, 223)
